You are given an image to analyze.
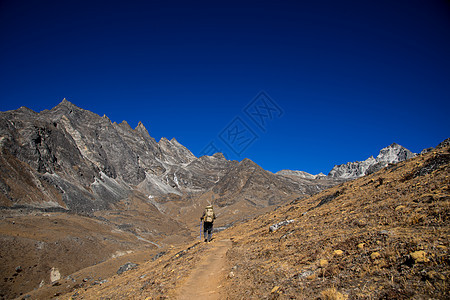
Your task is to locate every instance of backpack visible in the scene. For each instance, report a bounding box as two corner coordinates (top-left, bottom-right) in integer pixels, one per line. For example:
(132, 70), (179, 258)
(204, 207), (214, 222)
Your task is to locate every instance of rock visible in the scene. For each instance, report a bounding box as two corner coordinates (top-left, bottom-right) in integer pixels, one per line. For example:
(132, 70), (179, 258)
(228, 271), (235, 279)
(50, 267), (61, 282)
(296, 270), (314, 279)
(269, 220), (295, 232)
(357, 243), (365, 250)
(370, 252), (381, 260)
(153, 251), (166, 261)
(410, 251), (429, 263)
(319, 259), (329, 268)
(15, 266), (22, 273)
(117, 262), (139, 275)
(334, 250), (344, 256)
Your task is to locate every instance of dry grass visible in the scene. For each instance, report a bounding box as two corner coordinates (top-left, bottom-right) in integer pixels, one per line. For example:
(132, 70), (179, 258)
(36, 145), (450, 299)
(223, 146), (449, 299)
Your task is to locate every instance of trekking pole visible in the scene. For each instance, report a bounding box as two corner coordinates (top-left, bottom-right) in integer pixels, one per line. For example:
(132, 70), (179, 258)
(199, 220), (202, 240)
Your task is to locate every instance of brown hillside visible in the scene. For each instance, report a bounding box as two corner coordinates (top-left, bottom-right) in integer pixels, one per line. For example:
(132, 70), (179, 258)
(54, 143), (449, 299)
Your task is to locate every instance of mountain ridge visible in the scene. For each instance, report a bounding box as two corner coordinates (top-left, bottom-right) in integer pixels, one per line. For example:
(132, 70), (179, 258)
(49, 137), (450, 300)
(0, 100), (444, 299)
(0, 99), (345, 214)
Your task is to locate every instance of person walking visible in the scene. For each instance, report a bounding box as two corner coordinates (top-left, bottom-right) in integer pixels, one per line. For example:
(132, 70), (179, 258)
(200, 205), (216, 242)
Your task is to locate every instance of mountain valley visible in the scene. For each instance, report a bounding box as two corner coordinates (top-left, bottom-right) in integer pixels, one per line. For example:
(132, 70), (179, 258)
(0, 100), (447, 299)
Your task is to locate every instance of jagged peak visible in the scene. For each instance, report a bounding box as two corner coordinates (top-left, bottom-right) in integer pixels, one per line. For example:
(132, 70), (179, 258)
(388, 142), (400, 148)
(158, 137), (169, 144)
(134, 121), (151, 137)
(170, 138), (185, 147)
(239, 158), (259, 168)
(15, 106), (37, 114)
(135, 121), (145, 129)
(212, 152), (226, 160)
(102, 114), (111, 122)
(117, 120), (132, 130)
(52, 98), (84, 112)
(58, 98), (76, 107)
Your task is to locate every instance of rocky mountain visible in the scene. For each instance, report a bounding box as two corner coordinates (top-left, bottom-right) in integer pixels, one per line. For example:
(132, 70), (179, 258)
(3, 99), (440, 299)
(0, 100), (219, 209)
(276, 169), (326, 179)
(0, 100), (323, 215)
(44, 137), (449, 300)
(1, 99), (354, 221)
(328, 143), (416, 179)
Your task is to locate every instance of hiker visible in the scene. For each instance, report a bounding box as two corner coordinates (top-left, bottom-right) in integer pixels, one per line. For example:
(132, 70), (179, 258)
(200, 205), (216, 242)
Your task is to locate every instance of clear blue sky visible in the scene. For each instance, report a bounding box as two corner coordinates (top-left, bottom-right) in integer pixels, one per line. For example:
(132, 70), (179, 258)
(1, 0), (449, 174)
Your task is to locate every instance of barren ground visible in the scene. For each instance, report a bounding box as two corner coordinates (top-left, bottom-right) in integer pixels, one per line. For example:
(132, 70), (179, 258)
(175, 239), (231, 300)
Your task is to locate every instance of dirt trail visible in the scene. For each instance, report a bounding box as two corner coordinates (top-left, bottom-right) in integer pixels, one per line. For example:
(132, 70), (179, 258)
(175, 239), (232, 300)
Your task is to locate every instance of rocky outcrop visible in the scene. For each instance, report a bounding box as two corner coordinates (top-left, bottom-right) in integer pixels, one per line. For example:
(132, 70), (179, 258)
(328, 143), (416, 179)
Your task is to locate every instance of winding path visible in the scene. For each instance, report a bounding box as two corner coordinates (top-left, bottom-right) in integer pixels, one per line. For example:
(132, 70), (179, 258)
(175, 239), (232, 299)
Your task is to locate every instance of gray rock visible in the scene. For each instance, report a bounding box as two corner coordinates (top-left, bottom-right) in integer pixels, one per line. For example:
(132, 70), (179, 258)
(269, 219), (295, 232)
(117, 262), (138, 275)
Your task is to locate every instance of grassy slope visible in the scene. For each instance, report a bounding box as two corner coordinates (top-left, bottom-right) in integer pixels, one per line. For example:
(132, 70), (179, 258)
(224, 146), (449, 299)
(60, 145), (449, 299)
